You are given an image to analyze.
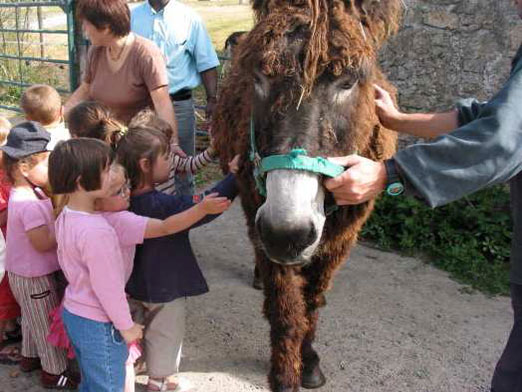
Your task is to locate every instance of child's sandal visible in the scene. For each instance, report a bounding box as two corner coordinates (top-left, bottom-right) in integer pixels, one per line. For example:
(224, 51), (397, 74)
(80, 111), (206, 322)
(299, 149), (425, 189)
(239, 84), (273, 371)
(147, 377), (179, 392)
(0, 345), (21, 365)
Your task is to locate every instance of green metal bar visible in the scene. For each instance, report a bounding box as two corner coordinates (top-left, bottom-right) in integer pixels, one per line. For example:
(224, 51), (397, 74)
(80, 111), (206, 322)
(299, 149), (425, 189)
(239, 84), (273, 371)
(2, 40), (67, 46)
(66, 0), (77, 90)
(0, 54), (69, 64)
(0, 79), (69, 93)
(0, 104), (22, 113)
(0, 2), (67, 8)
(0, 28), (68, 34)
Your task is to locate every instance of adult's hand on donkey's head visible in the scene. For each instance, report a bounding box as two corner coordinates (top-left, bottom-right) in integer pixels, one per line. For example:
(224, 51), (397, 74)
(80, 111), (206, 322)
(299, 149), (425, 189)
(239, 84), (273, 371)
(374, 84), (402, 130)
(324, 155), (387, 205)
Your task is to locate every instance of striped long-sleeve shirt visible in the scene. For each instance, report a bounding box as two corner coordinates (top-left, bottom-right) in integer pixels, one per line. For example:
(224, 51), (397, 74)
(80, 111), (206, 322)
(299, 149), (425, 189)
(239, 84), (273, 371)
(156, 147), (216, 195)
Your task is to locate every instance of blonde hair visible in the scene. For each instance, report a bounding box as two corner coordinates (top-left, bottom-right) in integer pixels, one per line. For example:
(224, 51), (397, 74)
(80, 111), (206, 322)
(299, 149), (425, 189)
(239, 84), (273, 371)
(20, 84), (62, 125)
(0, 117), (11, 146)
(129, 109), (173, 141)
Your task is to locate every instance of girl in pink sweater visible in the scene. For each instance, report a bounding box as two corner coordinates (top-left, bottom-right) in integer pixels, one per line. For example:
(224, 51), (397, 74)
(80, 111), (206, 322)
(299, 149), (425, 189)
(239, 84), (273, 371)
(49, 138), (143, 392)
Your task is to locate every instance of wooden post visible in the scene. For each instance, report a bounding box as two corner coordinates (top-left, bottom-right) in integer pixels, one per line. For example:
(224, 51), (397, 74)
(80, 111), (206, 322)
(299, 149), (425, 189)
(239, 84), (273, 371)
(37, 6), (44, 58)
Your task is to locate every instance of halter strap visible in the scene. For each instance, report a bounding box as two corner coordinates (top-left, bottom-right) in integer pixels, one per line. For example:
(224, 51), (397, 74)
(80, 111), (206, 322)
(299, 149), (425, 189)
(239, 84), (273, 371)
(249, 116), (345, 202)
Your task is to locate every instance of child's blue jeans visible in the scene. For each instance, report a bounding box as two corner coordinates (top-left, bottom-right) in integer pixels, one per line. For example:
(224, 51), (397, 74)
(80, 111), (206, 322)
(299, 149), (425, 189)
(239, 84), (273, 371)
(62, 308), (128, 392)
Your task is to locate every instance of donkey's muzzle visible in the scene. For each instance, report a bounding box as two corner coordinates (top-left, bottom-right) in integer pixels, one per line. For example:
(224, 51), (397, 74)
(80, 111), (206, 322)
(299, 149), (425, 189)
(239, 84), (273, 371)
(256, 217), (318, 266)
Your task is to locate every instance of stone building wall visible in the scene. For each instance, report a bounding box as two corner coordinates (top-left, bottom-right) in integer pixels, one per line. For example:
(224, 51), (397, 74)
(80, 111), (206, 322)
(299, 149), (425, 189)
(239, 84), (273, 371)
(380, 0), (522, 113)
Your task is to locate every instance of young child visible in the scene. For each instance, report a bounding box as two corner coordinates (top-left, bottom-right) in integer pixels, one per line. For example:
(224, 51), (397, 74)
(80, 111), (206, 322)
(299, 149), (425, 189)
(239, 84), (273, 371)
(20, 84), (70, 149)
(129, 109), (217, 195)
(50, 138), (141, 391)
(0, 116), (22, 364)
(49, 139), (231, 391)
(1, 122), (77, 389)
(116, 125), (238, 391)
(66, 101), (123, 147)
(67, 102), (216, 194)
(96, 163), (231, 392)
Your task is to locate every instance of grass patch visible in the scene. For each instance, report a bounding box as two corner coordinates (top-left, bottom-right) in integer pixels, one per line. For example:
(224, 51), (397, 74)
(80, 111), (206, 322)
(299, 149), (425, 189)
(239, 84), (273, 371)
(171, 0), (254, 50)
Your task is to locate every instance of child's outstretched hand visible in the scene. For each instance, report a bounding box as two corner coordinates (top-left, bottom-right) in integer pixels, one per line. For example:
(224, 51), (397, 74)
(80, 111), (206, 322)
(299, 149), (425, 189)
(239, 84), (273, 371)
(120, 323), (144, 344)
(228, 154), (240, 174)
(200, 192), (231, 214)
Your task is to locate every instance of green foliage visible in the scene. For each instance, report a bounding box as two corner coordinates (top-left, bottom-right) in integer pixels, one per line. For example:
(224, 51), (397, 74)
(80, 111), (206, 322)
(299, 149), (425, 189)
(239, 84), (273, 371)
(361, 185), (512, 295)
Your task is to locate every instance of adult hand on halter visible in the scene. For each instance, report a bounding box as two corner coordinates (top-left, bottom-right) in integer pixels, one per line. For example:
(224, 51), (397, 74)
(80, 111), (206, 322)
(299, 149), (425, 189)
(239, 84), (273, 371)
(324, 155), (387, 205)
(374, 84), (403, 130)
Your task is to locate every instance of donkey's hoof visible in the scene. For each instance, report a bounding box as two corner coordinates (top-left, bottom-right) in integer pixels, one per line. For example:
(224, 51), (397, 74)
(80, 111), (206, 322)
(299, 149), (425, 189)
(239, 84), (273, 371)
(301, 363), (326, 389)
(252, 274), (264, 290)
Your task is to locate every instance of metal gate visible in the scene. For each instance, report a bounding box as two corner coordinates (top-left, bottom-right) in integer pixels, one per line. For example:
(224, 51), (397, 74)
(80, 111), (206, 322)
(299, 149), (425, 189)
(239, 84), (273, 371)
(0, 0), (79, 113)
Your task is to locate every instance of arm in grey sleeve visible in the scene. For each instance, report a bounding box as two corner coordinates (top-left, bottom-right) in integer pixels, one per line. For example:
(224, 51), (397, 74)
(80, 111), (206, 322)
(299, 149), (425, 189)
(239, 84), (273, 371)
(395, 68), (522, 208)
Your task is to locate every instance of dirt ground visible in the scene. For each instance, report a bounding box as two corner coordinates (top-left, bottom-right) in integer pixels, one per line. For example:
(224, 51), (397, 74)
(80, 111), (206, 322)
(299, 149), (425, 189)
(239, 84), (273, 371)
(0, 200), (512, 392)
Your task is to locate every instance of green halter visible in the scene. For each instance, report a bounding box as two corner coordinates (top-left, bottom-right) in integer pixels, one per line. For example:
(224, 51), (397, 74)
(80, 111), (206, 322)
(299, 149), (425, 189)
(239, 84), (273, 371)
(249, 117), (345, 199)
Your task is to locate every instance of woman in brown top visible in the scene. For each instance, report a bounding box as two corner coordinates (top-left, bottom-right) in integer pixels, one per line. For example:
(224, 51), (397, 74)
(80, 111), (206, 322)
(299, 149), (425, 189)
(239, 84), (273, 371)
(65, 0), (184, 156)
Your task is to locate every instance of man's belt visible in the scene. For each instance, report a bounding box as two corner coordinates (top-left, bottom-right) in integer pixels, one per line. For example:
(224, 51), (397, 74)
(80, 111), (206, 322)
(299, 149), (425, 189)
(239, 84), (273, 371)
(169, 89), (192, 101)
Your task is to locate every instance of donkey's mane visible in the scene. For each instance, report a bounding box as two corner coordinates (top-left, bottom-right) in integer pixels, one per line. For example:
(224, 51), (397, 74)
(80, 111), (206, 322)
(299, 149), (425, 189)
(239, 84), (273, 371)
(238, 0), (402, 99)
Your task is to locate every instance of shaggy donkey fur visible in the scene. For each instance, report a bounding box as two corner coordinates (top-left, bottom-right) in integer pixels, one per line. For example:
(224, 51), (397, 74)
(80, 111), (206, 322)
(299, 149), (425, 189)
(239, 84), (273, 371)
(212, 0), (403, 390)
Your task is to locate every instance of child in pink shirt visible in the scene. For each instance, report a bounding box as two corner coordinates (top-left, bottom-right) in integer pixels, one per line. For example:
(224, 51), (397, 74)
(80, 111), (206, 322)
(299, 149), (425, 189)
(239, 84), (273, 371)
(2, 122), (77, 389)
(49, 138), (142, 392)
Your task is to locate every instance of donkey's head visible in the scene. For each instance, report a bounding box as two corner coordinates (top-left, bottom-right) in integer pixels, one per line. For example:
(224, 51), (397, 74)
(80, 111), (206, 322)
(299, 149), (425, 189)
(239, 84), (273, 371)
(238, 0), (402, 266)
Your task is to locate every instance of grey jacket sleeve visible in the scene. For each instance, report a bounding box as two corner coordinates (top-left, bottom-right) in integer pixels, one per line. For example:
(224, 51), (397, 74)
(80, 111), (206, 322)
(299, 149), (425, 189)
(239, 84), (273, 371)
(455, 98), (488, 126)
(394, 64), (522, 208)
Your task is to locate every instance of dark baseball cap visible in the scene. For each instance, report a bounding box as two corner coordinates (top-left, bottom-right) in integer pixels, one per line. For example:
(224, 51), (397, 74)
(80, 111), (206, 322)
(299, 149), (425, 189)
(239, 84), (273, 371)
(1, 121), (51, 159)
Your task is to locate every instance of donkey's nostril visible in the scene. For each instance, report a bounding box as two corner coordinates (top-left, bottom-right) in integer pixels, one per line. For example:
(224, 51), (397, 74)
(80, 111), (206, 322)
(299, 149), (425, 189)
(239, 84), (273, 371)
(257, 217), (317, 264)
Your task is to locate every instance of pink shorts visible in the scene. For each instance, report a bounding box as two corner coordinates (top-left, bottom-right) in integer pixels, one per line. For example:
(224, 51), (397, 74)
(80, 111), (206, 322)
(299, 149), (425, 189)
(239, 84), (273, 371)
(0, 275), (20, 320)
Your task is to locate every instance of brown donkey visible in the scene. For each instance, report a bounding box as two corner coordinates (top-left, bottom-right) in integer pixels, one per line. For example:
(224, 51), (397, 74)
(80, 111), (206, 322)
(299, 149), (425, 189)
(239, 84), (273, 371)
(212, 0), (402, 390)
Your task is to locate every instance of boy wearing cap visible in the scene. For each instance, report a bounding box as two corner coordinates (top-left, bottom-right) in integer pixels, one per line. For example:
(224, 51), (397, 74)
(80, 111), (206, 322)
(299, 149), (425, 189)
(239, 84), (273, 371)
(20, 85), (70, 150)
(2, 121), (78, 389)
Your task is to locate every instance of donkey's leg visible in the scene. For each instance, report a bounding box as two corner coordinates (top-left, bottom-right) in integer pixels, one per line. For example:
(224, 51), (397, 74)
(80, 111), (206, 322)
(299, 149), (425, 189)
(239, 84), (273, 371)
(299, 251), (350, 389)
(301, 308), (326, 389)
(253, 263), (264, 290)
(262, 262), (308, 392)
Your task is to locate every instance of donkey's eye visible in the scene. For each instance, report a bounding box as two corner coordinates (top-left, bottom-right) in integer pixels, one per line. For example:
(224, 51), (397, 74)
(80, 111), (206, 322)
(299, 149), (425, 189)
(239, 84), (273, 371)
(253, 73), (262, 85)
(339, 81), (355, 90)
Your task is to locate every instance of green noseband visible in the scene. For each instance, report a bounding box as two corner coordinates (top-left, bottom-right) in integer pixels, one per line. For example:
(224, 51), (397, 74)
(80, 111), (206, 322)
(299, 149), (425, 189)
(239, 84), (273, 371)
(249, 117), (345, 198)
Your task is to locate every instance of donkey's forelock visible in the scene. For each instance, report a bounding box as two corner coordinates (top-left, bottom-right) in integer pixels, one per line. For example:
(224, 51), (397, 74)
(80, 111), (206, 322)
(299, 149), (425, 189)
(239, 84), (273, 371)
(240, 0), (403, 100)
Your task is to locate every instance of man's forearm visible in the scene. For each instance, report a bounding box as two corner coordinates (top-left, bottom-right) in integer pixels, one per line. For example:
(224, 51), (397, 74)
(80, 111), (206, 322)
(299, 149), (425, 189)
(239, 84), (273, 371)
(200, 68), (218, 100)
(391, 109), (459, 138)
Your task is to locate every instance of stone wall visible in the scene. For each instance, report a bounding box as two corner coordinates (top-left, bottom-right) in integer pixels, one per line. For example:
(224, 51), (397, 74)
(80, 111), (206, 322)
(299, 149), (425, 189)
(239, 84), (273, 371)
(380, 0), (522, 112)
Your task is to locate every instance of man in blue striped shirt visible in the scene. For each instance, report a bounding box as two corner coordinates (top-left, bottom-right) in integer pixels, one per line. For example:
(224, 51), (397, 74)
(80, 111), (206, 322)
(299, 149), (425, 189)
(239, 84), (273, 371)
(131, 0), (220, 196)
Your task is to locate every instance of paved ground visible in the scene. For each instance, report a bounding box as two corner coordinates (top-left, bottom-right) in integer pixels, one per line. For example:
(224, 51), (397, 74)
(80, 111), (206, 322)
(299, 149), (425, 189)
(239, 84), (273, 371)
(0, 200), (512, 391)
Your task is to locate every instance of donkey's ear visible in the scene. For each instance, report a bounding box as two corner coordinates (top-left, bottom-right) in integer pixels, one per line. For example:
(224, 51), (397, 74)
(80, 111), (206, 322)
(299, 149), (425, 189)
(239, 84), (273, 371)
(354, 0), (403, 48)
(252, 0), (269, 19)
